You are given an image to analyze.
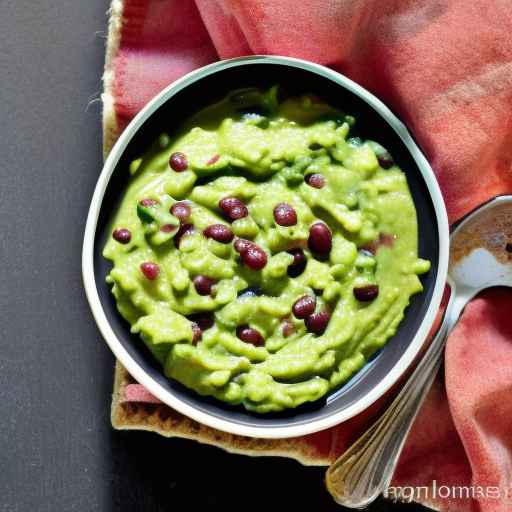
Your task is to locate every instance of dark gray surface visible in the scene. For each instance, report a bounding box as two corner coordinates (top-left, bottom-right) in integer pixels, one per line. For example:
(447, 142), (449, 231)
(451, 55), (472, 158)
(0, 1), (427, 510)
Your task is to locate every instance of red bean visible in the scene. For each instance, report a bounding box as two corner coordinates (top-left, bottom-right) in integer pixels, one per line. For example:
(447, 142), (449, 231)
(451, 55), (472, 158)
(169, 152), (188, 172)
(377, 152), (394, 169)
(229, 205), (248, 220)
(160, 224), (177, 233)
(353, 284), (379, 302)
(273, 202), (297, 226)
(139, 198), (159, 207)
(241, 244), (267, 270)
(292, 295), (316, 319)
(282, 319), (295, 338)
(234, 238), (252, 253)
(193, 275), (217, 296)
(308, 222), (332, 255)
(191, 323), (202, 344)
(170, 202), (191, 222)
(140, 262), (160, 281)
(187, 313), (214, 331)
(112, 228), (131, 244)
(174, 223), (195, 248)
(203, 224), (234, 243)
(305, 173), (326, 189)
(287, 248), (307, 277)
(207, 154), (220, 165)
(219, 197), (242, 211)
(305, 310), (330, 335)
(236, 325), (264, 346)
(219, 197), (248, 221)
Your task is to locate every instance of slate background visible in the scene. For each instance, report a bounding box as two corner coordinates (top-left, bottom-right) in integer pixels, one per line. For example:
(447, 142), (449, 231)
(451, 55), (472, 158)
(0, 1), (428, 510)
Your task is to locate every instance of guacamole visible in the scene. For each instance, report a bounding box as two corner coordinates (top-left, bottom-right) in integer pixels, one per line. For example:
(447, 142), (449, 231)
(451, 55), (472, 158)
(103, 87), (430, 413)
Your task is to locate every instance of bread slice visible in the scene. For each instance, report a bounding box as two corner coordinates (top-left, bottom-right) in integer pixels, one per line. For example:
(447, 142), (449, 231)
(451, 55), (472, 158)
(111, 361), (334, 465)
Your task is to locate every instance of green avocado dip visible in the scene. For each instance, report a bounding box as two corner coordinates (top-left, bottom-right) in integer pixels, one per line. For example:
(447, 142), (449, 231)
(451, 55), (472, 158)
(103, 87), (430, 413)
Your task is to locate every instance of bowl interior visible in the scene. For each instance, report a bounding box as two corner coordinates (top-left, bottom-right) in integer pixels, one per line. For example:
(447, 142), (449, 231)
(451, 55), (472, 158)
(94, 62), (439, 429)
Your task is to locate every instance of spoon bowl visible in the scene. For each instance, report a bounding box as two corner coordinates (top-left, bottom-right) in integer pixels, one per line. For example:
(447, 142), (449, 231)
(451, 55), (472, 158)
(450, 195), (512, 296)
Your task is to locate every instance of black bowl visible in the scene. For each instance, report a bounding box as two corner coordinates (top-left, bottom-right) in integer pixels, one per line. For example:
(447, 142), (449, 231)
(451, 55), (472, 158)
(83, 56), (449, 438)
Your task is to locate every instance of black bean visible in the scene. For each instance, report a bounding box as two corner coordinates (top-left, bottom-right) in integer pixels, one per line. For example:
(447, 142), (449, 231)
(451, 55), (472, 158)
(377, 152), (394, 169)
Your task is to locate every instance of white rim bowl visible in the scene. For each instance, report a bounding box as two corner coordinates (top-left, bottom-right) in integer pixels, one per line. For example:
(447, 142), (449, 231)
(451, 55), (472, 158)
(82, 55), (449, 439)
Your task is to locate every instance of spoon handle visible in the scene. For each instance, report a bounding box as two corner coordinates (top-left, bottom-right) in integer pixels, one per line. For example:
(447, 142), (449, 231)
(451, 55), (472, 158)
(325, 292), (460, 509)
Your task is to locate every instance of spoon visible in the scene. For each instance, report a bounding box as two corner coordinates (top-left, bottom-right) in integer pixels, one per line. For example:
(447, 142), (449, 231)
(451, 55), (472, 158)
(326, 195), (512, 508)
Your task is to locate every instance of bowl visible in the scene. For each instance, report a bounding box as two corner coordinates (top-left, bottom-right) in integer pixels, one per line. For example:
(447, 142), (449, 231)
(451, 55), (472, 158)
(83, 55), (449, 439)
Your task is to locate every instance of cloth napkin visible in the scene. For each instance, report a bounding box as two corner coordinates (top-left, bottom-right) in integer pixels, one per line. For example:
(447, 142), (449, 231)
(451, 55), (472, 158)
(103, 1), (512, 510)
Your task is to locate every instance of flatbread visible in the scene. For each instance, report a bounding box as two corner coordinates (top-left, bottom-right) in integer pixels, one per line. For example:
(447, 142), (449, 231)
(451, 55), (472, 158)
(112, 361), (334, 465)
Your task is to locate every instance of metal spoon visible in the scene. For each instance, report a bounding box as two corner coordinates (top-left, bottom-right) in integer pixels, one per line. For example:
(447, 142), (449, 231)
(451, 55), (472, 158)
(326, 195), (512, 508)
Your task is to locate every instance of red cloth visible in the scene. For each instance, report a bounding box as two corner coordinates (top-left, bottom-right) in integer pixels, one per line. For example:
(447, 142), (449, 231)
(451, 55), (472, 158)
(111, 1), (512, 510)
